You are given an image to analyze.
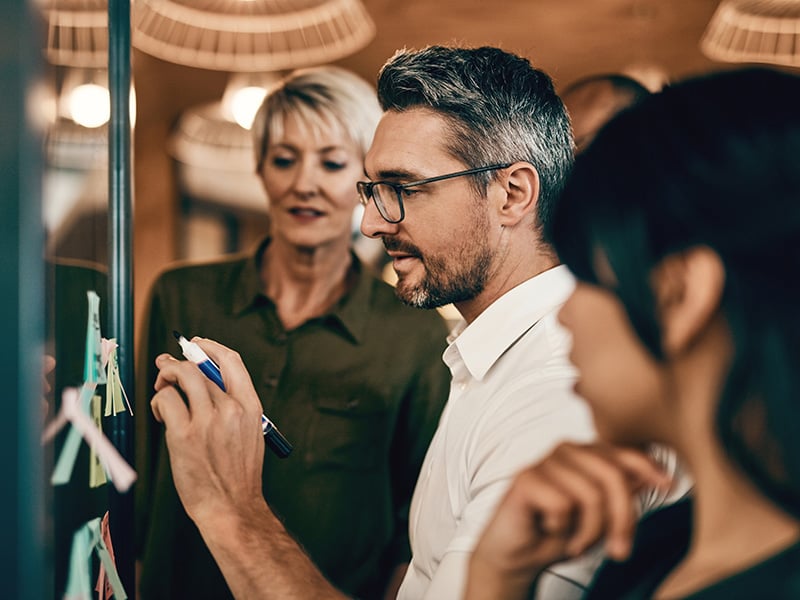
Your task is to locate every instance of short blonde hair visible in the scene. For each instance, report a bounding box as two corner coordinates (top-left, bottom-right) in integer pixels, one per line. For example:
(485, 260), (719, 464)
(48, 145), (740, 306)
(252, 65), (382, 172)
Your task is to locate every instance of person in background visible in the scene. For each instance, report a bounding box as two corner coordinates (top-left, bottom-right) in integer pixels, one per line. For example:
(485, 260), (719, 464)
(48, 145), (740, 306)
(560, 73), (651, 154)
(564, 65), (694, 536)
(467, 67), (800, 599)
(136, 65), (451, 600)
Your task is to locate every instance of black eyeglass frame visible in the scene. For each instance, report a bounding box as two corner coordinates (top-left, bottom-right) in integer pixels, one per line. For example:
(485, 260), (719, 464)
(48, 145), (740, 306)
(357, 163), (513, 224)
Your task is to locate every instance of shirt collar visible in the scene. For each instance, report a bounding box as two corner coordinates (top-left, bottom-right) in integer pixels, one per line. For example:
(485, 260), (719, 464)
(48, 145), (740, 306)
(326, 257), (371, 344)
(447, 265), (575, 381)
(229, 237), (372, 344)
(230, 237), (271, 316)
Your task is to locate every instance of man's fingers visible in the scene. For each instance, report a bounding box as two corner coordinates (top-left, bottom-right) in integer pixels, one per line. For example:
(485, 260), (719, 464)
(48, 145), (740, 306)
(151, 385), (190, 431)
(153, 353), (179, 391)
(193, 338), (262, 416)
(154, 353), (216, 419)
(192, 337), (241, 363)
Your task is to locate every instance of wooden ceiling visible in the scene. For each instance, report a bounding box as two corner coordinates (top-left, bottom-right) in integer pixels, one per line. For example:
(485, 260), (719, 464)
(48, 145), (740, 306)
(134, 0), (727, 130)
(339, 0), (724, 89)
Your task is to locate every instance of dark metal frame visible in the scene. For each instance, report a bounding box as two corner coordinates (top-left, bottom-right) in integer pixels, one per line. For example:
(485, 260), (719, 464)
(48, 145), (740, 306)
(357, 163), (511, 223)
(107, 0), (135, 594)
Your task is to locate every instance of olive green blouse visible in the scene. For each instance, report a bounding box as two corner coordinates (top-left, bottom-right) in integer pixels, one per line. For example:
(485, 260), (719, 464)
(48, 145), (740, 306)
(136, 239), (451, 600)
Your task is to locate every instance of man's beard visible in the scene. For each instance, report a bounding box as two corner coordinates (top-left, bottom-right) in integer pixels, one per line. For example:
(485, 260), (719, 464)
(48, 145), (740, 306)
(384, 237), (493, 309)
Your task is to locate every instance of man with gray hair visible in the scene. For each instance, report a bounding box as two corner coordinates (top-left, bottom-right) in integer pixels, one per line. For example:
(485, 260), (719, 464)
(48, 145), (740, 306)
(357, 46), (596, 599)
(150, 46), (599, 599)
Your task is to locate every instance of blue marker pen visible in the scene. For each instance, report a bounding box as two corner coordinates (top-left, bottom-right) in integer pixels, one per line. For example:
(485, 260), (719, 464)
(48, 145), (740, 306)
(173, 331), (293, 458)
(174, 330), (226, 390)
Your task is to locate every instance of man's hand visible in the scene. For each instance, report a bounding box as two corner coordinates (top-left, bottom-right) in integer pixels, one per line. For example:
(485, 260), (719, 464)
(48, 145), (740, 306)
(150, 338), (346, 600)
(151, 338), (266, 525)
(465, 443), (671, 600)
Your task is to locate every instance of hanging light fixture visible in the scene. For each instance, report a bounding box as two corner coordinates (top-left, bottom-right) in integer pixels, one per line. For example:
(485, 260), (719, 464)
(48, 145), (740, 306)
(38, 0), (108, 69)
(169, 95), (275, 213)
(701, 0), (800, 67)
(36, 0), (108, 170)
(132, 0), (376, 209)
(36, 0), (137, 171)
(164, 71), (283, 211)
(132, 0), (375, 71)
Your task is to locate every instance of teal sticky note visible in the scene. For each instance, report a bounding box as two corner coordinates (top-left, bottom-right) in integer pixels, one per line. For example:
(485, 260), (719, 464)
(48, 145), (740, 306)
(64, 518), (97, 599)
(51, 383), (97, 486)
(83, 291), (106, 384)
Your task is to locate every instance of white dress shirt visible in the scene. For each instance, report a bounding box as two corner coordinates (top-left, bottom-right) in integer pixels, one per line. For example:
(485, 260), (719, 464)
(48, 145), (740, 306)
(397, 265), (597, 599)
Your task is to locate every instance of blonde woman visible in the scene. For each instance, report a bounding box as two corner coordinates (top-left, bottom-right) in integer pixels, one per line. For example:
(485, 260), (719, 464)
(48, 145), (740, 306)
(137, 66), (450, 600)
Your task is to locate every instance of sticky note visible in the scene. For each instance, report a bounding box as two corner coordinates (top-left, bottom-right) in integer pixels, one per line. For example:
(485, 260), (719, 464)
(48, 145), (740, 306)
(65, 515), (127, 600)
(89, 394), (107, 488)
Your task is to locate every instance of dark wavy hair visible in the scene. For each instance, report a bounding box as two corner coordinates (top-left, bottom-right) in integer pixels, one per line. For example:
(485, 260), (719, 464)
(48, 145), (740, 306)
(551, 68), (800, 518)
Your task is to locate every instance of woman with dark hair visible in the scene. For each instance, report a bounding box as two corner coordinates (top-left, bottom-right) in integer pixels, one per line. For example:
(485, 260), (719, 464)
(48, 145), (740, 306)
(466, 68), (800, 599)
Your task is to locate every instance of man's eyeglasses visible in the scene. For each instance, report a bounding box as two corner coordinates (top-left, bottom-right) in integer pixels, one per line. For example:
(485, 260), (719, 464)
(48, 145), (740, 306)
(357, 163), (512, 224)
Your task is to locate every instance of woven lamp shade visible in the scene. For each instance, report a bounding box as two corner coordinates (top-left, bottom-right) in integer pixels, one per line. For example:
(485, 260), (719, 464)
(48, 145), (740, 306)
(37, 0), (108, 68)
(701, 0), (800, 67)
(169, 102), (265, 210)
(132, 0), (376, 71)
(46, 118), (108, 169)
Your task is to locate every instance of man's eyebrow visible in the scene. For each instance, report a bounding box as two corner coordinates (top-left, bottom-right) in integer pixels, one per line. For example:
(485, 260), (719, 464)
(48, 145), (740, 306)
(362, 168), (421, 182)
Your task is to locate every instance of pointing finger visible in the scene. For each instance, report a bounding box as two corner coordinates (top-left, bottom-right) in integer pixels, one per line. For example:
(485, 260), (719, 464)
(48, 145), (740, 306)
(154, 354), (216, 422)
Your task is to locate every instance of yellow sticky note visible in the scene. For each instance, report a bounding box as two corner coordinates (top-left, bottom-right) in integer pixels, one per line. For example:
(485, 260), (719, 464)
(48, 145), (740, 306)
(104, 348), (115, 416)
(89, 394), (108, 488)
(105, 348), (129, 416)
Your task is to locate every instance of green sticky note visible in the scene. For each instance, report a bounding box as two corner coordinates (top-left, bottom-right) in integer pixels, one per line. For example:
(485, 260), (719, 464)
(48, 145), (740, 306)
(89, 394), (108, 489)
(64, 518), (97, 598)
(83, 291), (106, 384)
(52, 383), (97, 486)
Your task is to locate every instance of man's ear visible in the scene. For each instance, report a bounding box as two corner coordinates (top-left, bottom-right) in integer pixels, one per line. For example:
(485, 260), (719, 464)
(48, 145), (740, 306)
(497, 162), (540, 227)
(655, 246), (725, 356)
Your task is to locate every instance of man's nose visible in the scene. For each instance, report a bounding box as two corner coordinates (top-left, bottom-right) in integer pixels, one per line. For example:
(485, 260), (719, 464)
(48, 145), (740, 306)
(360, 195), (400, 238)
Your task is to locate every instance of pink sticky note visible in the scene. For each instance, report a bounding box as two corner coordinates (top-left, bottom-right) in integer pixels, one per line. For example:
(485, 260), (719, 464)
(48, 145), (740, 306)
(62, 390), (137, 493)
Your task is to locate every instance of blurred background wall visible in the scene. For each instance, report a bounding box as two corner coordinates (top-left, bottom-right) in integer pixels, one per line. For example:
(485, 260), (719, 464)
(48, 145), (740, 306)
(132, 0), (730, 338)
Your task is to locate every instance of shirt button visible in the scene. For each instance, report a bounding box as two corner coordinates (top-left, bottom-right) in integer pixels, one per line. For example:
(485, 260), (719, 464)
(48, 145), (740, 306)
(346, 398), (359, 410)
(264, 376), (278, 388)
